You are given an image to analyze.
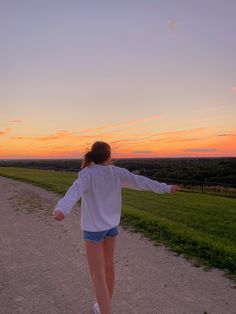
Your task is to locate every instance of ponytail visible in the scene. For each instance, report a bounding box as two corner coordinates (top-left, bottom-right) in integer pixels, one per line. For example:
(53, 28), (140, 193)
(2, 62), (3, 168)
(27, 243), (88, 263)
(80, 151), (94, 169)
(80, 141), (112, 169)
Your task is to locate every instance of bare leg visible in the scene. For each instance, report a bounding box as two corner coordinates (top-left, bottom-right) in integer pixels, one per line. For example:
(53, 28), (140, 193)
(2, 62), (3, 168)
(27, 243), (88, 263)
(84, 240), (112, 314)
(102, 235), (117, 299)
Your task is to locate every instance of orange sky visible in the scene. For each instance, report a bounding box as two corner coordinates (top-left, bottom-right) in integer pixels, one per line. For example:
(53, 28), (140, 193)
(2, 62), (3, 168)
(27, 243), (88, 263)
(1, 2), (236, 159)
(1, 115), (235, 159)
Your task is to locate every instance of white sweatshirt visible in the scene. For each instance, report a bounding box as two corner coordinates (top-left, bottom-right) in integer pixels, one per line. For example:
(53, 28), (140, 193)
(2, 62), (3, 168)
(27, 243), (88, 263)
(55, 163), (172, 232)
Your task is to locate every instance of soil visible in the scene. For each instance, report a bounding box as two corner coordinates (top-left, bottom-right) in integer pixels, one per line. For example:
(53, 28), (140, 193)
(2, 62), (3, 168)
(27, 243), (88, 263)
(0, 176), (236, 314)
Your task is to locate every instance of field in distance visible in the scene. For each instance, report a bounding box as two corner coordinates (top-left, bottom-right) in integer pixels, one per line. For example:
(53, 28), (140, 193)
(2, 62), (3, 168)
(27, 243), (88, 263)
(0, 166), (235, 280)
(0, 157), (235, 196)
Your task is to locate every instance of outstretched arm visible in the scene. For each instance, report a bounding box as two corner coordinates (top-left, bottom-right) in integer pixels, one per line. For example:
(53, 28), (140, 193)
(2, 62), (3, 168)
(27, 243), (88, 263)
(52, 171), (90, 220)
(118, 167), (180, 194)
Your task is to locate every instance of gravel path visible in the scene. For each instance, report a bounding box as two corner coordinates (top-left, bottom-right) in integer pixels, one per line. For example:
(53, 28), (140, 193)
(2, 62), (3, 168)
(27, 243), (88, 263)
(0, 176), (236, 314)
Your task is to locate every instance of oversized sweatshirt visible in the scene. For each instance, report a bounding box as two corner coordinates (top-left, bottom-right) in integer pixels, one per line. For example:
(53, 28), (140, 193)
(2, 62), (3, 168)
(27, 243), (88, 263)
(55, 163), (172, 232)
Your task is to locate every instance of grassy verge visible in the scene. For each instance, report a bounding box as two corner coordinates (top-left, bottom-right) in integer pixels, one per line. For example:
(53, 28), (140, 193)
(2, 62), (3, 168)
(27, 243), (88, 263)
(0, 166), (235, 279)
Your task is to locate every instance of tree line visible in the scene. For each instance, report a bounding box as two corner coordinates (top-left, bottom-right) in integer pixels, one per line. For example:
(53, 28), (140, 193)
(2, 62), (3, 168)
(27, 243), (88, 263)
(0, 157), (235, 187)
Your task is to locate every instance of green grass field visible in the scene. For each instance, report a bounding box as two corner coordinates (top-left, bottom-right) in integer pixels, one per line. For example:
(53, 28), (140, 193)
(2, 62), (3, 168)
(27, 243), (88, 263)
(0, 166), (235, 278)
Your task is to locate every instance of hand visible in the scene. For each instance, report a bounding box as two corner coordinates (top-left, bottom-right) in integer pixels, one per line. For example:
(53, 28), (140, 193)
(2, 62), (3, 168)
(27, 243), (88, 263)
(52, 208), (65, 221)
(170, 185), (181, 194)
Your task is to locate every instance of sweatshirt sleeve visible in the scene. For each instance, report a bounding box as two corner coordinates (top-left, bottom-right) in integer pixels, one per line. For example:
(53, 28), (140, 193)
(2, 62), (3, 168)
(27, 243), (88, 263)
(117, 167), (171, 194)
(54, 170), (90, 216)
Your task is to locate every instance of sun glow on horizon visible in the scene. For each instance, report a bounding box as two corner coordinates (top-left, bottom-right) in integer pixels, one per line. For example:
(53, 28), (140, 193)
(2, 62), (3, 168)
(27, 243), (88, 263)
(1, 115), (235, 159)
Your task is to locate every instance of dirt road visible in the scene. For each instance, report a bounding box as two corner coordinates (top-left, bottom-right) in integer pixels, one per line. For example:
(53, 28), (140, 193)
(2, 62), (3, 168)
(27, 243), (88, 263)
(0, 176), (235, 314)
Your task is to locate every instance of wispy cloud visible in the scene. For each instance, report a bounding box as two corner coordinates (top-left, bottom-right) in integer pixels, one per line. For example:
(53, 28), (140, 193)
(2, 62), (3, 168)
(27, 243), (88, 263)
(168, 19), (177, 31)
(9, 125), (214, 156)
(0, 128), (12, 136)
(34, 130), (73, 141)
(5, 115), (234, 158)
(11, 137), (26, 140)
(9, 115), (159, 142)
(11, 119), (23, 123)
(133, 150), (153, 154)
(79, 114), (160, 134)
(184, 148), (218, 152)
(11, 130), (80, 142)
(185, 116), (227, 124)
(149, 127), (209, 143)
(11, 130), (110, 143)
(9, 115), (161, 145)
(217, 133), (236, 137)
(152, 127), (207, 137)
(194, 106), (225, 112)
(158, 137), (200, 144)
(231, 86), (236, 93)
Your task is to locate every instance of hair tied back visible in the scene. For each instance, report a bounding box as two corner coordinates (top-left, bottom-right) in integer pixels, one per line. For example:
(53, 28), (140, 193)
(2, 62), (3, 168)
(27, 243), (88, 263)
(88, 151), (94, 159)
(81, 141), (111, 169)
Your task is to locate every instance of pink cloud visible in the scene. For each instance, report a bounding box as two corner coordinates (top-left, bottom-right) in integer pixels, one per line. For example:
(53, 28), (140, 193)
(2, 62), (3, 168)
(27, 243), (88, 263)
(11, 137), (27, 140)
(184, 148), (218, 153)
(147, 127), (212, 145)
(11, 119), (23, 123)
(0, 128), (12, 136)
(162, 137), (201, 144)
(10, 130), (98, 142)
(156, 128), (207, 137)
(33, 130), (74, 141)
(168, 19), (177, 31)
(231, 86), (236, 93)
(217, 133), (236, 137)
(133, 150), (153, 154)
(79, 114), (160, 134)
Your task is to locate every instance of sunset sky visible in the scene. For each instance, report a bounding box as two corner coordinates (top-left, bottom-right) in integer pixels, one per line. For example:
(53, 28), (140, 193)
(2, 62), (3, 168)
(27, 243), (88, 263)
(1, 1), (236, 159)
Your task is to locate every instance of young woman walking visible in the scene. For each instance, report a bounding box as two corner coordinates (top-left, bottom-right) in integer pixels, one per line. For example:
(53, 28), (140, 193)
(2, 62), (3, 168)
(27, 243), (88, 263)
(52, 141), (180, 314)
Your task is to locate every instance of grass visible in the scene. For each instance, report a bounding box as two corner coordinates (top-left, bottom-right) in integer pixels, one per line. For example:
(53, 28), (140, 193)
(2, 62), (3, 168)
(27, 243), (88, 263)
(0, 166), (236, 279)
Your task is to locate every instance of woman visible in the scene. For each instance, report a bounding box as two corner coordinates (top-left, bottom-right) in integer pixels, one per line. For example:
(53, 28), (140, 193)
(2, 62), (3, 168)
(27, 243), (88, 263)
(53, 141), (180, 314)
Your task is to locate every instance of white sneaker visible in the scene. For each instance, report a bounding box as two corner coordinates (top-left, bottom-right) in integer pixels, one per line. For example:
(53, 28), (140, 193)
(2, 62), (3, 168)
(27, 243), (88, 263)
(93, 302), (101, 314)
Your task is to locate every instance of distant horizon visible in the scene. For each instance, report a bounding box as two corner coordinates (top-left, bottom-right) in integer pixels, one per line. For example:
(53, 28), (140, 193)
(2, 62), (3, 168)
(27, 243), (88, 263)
(0, 156), (235, 161)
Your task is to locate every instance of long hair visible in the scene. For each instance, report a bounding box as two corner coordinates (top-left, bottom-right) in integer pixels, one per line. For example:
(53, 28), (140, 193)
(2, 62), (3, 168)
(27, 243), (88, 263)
(80, 141), (112, 169)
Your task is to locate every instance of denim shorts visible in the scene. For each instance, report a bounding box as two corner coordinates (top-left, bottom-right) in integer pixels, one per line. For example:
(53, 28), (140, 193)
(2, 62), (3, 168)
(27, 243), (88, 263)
(83, 225), (120, 243)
